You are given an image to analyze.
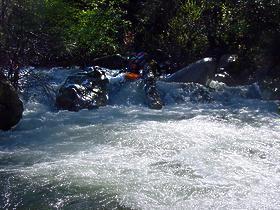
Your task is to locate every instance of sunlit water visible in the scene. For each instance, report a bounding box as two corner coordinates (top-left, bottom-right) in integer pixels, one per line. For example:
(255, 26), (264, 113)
(1, 68), (280, 209)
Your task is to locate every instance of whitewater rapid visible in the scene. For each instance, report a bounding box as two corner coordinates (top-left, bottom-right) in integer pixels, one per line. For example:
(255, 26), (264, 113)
(0, 68), (280, 209)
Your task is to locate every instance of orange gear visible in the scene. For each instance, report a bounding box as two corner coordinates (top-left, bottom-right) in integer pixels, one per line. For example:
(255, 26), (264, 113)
(124, 72), (141, 80)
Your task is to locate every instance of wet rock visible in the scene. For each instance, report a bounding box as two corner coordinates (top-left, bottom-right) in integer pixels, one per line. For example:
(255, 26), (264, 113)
(0, 79), (23, 130)
(164, 57), (216, 86)
(56, 68), (109, 111)
(144, 81), (163, 110)
(143, 61), (163, 109)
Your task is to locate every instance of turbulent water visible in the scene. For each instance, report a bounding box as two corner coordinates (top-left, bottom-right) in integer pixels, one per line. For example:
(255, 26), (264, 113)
(1, 68), (280, 209)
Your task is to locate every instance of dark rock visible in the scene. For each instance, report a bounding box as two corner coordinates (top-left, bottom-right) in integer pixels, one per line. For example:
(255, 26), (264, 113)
(0, 79), (23, 131)
(143, 60), (163, 109)
(56, 68), (109, 111)
(93, 54), (128, 69)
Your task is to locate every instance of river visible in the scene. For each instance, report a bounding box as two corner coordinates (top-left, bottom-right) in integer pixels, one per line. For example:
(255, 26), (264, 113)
(0, 68), (280, 209)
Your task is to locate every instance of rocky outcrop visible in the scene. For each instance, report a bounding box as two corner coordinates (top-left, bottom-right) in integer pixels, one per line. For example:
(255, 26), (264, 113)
(56, 68), (109, 111)
(0, 78), (23, 131)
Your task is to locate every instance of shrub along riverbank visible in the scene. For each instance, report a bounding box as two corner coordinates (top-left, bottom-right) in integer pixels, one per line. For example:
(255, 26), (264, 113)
(0, 0), (280, 88)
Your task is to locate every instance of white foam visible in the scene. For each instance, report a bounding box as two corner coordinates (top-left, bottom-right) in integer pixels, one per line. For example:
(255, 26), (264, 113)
(1, 68), (279, 209)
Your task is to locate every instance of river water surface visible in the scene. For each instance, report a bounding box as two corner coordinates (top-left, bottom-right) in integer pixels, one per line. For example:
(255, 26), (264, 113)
(0, 68), (280, 209)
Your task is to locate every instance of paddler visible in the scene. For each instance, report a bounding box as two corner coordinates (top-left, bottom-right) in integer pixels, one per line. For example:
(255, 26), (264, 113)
(125, 52), (162, 81)
(125, 52), (146, 80)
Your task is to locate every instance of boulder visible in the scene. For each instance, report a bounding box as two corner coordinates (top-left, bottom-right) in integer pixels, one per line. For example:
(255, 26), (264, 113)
(0, 79), (23, 131)
(164, 57), (216, 86)
(56, 68), (109, 111)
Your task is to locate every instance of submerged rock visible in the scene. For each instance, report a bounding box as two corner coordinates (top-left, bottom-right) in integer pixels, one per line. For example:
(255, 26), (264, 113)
(0, 79), (23, 130)
(56, 68), (109, 111)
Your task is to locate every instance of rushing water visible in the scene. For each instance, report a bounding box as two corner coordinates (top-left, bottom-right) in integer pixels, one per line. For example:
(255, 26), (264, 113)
(1, 68), (280, 209)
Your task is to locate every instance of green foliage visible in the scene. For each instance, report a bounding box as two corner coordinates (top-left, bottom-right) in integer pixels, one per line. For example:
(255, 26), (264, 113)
(0, 0), (130, 66)
(42, 0), (130, 63)
(0, 0), (46, 64)
(64, 0), (130, 57)
(164, 0), (208, 61)
(158, 0), (280, 67)
(1, 0), (280, 72)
